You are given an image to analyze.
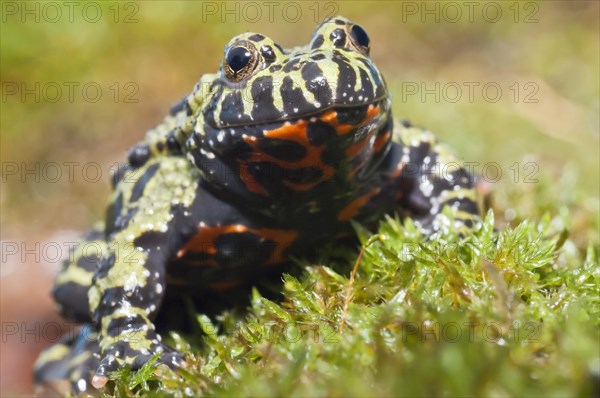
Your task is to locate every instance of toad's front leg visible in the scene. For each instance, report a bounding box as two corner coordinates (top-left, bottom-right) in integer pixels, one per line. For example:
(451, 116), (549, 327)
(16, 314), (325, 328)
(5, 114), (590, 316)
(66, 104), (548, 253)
(88, 157), (199, 388)
(387, 122), (481, 235)
(88, 235), (183, 388)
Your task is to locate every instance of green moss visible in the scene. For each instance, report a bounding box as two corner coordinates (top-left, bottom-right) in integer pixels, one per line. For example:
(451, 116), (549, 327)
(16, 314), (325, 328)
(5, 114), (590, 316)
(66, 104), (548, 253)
(100, 185), (599, 397)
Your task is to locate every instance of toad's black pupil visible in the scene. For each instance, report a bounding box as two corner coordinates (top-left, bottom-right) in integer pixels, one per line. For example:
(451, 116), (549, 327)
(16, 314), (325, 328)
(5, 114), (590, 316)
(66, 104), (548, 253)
(350, 24), (370, 48)
(227, 47), (251, 72)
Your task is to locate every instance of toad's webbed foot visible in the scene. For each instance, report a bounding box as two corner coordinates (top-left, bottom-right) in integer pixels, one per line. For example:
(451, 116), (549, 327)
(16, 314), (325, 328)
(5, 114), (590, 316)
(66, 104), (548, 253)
(92, 328), (184, 388)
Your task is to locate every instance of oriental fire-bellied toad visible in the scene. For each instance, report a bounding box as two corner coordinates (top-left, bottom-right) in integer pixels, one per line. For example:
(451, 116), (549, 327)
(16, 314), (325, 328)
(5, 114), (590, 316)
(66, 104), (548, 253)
(34, 16), (480, 394)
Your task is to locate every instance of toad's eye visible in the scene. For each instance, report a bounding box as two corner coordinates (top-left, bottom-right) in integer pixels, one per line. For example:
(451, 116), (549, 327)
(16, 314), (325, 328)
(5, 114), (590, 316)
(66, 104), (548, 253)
(350, 24), (370, 54)
(224, 43), (258, 82)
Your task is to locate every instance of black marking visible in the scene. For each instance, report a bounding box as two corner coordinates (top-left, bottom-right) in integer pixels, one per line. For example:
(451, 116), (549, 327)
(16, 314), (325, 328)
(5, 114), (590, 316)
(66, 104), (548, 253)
(311, 53), (326, 61)
(282, 57), (303, 73)
(250, 76), (281, 122)
(307, 120), (337, 146)
(258, 138), (307, 162)
(373, 117), (393, 155)
(284, 167), (324, 184)
(334, 51), (351, 63)
(401, 119), (412, 128)
(358, 58), (386, 98)
(269, 64), (282, 72)
(443, 198), (480, 215)
(280, 76), (313, 116)
(111, 163), (129, 189)
(93, 253), (116, 282)
(95, 286), (152, 325)
(358, 67), (374, 101)
(177, 251), (212, 266)
(219, 91), (251, 125)
(334, 19), (346, 25)
(244, 161), (327, 194)
(34, 327), (100, 389)
(110, 205), (138, 234)
(128, 144), (150, 168)
(105, 314), (148, 337)
(431, 168), (475, 198)
(311, 34), (324, 50)
(457, 218), (475, 229)
(214, 232), (274, 269)
(336, 106), (368, 125)
(166, 130), (181, 152)
(248, 33), (265, 42)
(332, 53), (357, 103)
(134, 209), (193, 255)
(408, 141), (432, 167)
(302, 61), (332, 105)
(76, 248), (102, 271)
(330, 29), (347, 48)
(405, 186), (432, 216)
(130, 163), (160, 203)
(245, 161), (285, 191)
(53, 281), (93, 323)
(204, 84), (223, 127)
(105, 192), (123, 235)
(260, 45), (276, 63)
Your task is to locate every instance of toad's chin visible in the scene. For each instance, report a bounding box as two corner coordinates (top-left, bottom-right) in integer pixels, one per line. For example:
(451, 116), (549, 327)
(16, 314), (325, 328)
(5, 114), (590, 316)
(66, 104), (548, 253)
(198, 99), (391, 156)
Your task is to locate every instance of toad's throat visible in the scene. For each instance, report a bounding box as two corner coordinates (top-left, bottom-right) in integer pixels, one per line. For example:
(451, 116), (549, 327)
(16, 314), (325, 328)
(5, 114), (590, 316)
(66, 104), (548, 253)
(204, 92), (389, 129)
(236, 102), (391, 195)
(192, 100), (392, 199)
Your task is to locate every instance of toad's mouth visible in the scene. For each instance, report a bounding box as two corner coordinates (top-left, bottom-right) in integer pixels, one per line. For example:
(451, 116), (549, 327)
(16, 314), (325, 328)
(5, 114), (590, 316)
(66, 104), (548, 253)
(209, 98), (390, 136)
(205, 75), (389, 130)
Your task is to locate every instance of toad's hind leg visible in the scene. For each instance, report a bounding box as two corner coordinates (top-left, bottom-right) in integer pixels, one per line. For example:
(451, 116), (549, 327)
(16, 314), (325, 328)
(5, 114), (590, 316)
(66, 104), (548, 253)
(35, 226), (106, 394)
(52, 225), (107, 323)
(34, 325), (100, 395)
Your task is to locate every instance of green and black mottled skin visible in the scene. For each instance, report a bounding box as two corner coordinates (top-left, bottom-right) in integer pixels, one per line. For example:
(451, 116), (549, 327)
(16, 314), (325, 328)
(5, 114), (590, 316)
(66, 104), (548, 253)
(35, 16), (480, 394)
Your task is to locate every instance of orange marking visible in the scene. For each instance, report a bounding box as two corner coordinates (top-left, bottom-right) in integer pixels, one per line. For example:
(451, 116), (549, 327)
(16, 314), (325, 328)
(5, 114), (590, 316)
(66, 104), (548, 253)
(240, 120), (335, 192)
(337, 188), (381, 221)
(238, 103), (385, 194)
(177, 224), (298, 266)
(373, 130), (391, 153)
(325, 103), (383, 135)
(263, 120), (308, 142)
(344, 105), (385, 158)
(239, 163), (269, 195)
(345, 137), (371, 158)
(252, 228), (298, 264)
(365, 104), (381, 121)
(389, 158), (407, 180)
(320, 111), (354, 135)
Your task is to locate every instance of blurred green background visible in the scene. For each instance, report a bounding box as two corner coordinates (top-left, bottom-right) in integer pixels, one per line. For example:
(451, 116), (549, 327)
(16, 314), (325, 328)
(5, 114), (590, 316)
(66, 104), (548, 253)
(1, 0), (598, 395)
(2, 0), (598, 238)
